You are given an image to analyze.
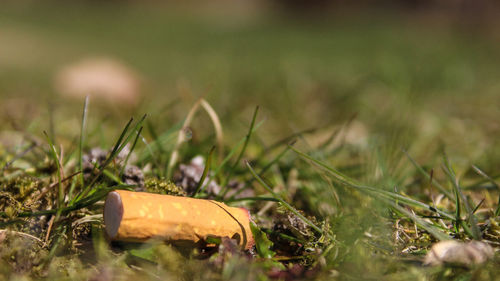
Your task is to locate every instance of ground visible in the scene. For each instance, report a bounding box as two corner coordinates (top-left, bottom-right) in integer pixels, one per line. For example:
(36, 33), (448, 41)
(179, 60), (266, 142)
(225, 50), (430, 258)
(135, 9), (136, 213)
(0, 2), (499, 280)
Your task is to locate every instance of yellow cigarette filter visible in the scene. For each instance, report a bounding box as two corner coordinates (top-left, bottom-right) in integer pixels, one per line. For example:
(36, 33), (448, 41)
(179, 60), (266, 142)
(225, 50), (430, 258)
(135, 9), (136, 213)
(104, 190), (254, 250)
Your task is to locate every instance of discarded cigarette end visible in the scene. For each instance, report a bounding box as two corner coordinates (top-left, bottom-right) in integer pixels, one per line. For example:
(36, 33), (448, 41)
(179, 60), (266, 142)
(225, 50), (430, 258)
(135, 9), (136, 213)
(104, 191), (123, 239)
(104, 190), (255, 250)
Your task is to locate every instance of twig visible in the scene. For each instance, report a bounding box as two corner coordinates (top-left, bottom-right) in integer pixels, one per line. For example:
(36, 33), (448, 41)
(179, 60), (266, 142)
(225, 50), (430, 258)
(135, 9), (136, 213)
(34, 171), (81, 202)
(45, 215), (55, 244)
(0, 229), (42, 243)
(1, 142), (36, 171)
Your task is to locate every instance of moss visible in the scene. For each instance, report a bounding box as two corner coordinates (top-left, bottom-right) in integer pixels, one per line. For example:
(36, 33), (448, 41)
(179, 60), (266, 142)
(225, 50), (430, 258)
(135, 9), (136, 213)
(0, 175), (44, 204)
(0, 233), (47, 277)
(0, 175), (53, 227)
(144, 178), (187, 197)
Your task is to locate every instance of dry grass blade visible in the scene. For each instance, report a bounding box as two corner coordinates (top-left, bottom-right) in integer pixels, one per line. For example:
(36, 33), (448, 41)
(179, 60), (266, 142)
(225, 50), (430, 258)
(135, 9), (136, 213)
(200, 99), (224, 160)
(34, 171), (81, 202)
(166, 99), (200, 179)
(1, 142), (36, 171)
(167, 98), (223, 178)
(0, 229), (43, 243)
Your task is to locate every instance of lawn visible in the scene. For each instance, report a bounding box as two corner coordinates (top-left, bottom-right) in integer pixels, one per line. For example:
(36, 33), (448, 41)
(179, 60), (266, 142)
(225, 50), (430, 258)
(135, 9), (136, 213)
(1, 2), (499, 280)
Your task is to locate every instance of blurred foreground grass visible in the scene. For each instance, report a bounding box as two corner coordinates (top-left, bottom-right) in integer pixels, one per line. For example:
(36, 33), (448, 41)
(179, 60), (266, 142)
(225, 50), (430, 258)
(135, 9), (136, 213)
(0, 2), (499, 280)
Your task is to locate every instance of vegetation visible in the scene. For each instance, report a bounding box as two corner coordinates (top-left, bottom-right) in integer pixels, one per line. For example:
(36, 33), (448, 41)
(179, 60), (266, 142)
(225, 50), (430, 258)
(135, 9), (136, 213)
(1, 2), (499, 280)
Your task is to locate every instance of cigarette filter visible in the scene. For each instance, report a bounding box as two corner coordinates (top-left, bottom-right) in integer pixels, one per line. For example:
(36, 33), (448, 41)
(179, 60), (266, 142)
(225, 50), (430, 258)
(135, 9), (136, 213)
(104, 190), (254, 249)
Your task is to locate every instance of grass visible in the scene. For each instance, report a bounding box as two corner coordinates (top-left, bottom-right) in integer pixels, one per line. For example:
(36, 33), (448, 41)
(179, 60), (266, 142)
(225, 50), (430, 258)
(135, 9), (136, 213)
(1, 2), (500, 281)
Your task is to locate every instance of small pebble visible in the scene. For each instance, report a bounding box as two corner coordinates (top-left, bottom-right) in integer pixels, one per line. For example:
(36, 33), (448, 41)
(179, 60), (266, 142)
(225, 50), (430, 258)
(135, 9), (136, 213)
(424, 240), (494, 267)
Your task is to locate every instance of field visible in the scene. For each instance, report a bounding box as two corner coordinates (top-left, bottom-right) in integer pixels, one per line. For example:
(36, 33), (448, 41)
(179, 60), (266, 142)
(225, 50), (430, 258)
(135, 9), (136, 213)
(1, 2), (499, 280)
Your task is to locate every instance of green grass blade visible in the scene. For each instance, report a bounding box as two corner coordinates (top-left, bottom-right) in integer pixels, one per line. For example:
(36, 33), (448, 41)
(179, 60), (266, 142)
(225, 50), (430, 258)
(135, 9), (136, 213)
(246, 161), (326, 236)
(471, 165), (500, 216)
(261, 228), (305, 244)
(256, 144), (292, 178)
(212, 119), (265, 183)
(497, 197), (500, 217)
(104, 117), (134, 166)
(366, 189), (455, 220)
(79, 96), (89, 188)
(262, 127), (317, 156)
(43, 131), (63, 210)
(225, 196), (280, 203)
(290, 145), (455, 220)
(112, 115), (147, 165)
(192, 146), (215, 197)
(471, 198), (484, 215)
(223, 106), (259, 186)
(103, 169), (124, 185)
(75, 115), (146, 202)
(146, 120), (166, 155)
(45, 225), (67, 263)
(382, 197), (451, 241)
(317, 113), (357, 151)
(471, 165), (500, 189)
(463, 172), (500, 190)
(442, 161), (462, 228)
(402, 149), (453, 200)
(138, 120), (183, 175)
(138, 133), (161, 173)
(227, 145), (291, 201)
(442, 155), (481, 240)
(120, 126), (143, 177)
(250, 221), (275, 258)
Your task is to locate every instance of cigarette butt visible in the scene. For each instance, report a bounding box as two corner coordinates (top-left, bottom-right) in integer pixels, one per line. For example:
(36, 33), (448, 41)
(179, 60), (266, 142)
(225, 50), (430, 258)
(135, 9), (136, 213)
(103, 190), (254, 250)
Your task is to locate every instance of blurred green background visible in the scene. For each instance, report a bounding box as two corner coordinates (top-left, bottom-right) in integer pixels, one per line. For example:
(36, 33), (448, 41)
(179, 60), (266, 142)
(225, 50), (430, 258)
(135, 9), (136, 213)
(1, 0), (499, 168)
(1, 2), (500, 280)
